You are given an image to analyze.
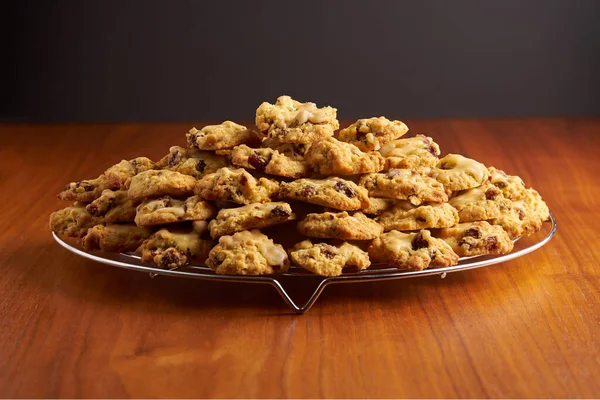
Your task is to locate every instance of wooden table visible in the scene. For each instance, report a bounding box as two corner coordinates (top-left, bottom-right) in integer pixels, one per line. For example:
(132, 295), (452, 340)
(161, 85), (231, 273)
(1, 119), (599, 398)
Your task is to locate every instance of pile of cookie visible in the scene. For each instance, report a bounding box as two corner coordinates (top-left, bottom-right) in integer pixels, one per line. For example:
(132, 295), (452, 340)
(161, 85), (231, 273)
(49, 96), (550, 276)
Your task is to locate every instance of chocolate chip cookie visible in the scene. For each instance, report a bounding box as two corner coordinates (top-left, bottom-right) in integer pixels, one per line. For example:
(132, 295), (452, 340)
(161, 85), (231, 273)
(289, 240), (371, 276)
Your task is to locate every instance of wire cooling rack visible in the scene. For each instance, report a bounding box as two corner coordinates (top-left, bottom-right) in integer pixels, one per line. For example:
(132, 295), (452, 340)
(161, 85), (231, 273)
(52, 213), (556, 313)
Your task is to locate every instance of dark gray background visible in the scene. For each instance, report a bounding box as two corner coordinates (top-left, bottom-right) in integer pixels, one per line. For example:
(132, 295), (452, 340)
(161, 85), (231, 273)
(5, 0), (600, 122)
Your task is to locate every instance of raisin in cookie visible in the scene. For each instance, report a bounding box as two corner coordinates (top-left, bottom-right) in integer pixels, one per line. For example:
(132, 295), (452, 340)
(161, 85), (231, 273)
(431, 154), (489, 192)
(304, 137), (385, 175)
(255, 95), (339, 134)
(379, 135), (441, 169)
(359, 169), (448, 205)
(487, 166), (527, 201)
(157, 146), (229, 178)
(297, 211), (383, 240)
(49, 206), (103, 238)
(376, 202), (459, 231)
(82, 224), (152, 253)
(195, 167), (280, 205)
(491, 188), (550, 238)
(104, 157), (155, 189)
(186, 121), (259, 150)
(230, 145), (310, 178)
(135, 195), (217, 227)
(449, 184), (510, 222)
(438, 221), (514, 257)
(206, 230), (290, 275)
(58, 175), (109, 203)
(86, 189), (138, 223)
(338, 117), (409, 152)
(208, 202), (295, 239)
(137, 229), (213, 268)
(128, 170), (197, 200)
(290, 240), (371, 276)
(280, 177), (370, 211)
(368, 230), (459, 271)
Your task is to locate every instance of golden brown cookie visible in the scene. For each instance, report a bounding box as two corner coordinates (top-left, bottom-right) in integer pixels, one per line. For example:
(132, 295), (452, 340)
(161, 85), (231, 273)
(208, 202), (296, 239)
(260, 138), (310, 161)
(128, 170), (197, 200)
(134, 195), (217, 227)
(487, 166), (527, 201)
(362, 197), (396, 215)
(379, 134), (441, 169)
(186, 121), (259, 150)
(438, 221), (514, 257)
(368, 230), (459, 271)
(431, 154), (489, 192)
(449, 184), (510, 222)
(82, 224), (152, 253)
(289, 240), (371, 276)
(359, 169), (448, 205)
(156, 146), (229, 178)
(255, 95), (339, 134)
(104, 157), (155, 189)
(206, 230), (290, 275)
(230, 145), (310, 178)
(304, 137), (385, 175)
(297, 211), (383, 240)
(376, 202), (459, 231)
(86, 189), (137, 223)
(280, 177), (370, 211)
(338, 117), (409, 151)
(49, 206), (103, 238)
(57, 175), (110, 203)
(491, 188), (550, 238)
(195, 167), (280, 205)
(137, 229), (213, 268)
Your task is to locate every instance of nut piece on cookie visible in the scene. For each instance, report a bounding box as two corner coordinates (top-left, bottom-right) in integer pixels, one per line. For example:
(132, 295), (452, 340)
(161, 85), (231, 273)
(230, 145), (311, 178)
(304, 137), (385, 175)
(376, 202), (459, 231)
(449, 184), (510, 222)
(280, 177), (370, 211)
(104, 157), (155, 189)
(58, 175), (110, 203)
(157, 146), (229, 178)
(338, 117), (409, 152)
(195, 167), (280, 205)
(255, 95), (339, 134)
(207, 230), (290, 275)
(128, 170), (197, 200)
(379, 134), (441, 169)
(49, 206), (103, 238)
(186, 121), (259, 150)
(431, 154), (489, 192)
(290, 240), (371, 276)
(86, 189), (138, 223)
(82, 224), (152, 253)
(491, 188), (550, 238)
(368, 230), (459, 271)
(487, 166), (527, 201)
(359, 169), (448, 205)
(208, 202), (296, 239)
(297, 211), (383, 240)
(438, 221), (514, 257)
(135, 195), (217, 227)
(137, 229), (213, 269)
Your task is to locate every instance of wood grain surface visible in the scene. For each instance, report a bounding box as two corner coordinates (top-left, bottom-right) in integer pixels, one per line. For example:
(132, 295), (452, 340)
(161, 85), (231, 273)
(1, 119), (599, 398)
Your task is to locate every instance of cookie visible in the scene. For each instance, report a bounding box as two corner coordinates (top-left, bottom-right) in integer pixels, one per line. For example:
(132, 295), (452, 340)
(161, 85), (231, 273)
(289, 240), (371, 276)
(137, 229), (213, 268)
(134, 195), (217, 227)
(127, 170), (197, 200)
(379, 134), (441, 169)
(195, 167), (280, 205)
(104, 157), (155, 189)
(157, 146), (229, 178)
(82, 224), (152, 253)
(208, 202), (296, 239)
(206, 230), (290, 275)
(297, 211), (383, 240)
(438, 221), (514, 256)
(338, 117), (409, 151)
(280, 177), (370, 211)
(255, 95), (339, 133)
(368, 230), (459, 271)
(186, 121), (259, 150)
(57, 175), (109, 203)
(487, 166), (527, 201)
(376, 202), (459, 231)
(359, 169), (448, 205)
(304, 137), (385, 175)
(431, 154), (489, 192)
(491, 188), (550, 238)
(86, 189), (137, 223)
(230, 145), (311, 178)
(449, 184), (510, 222)
(362, 197), (396, 215)
(49, 206), (102, 238)
(260, 139), (309, 161)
